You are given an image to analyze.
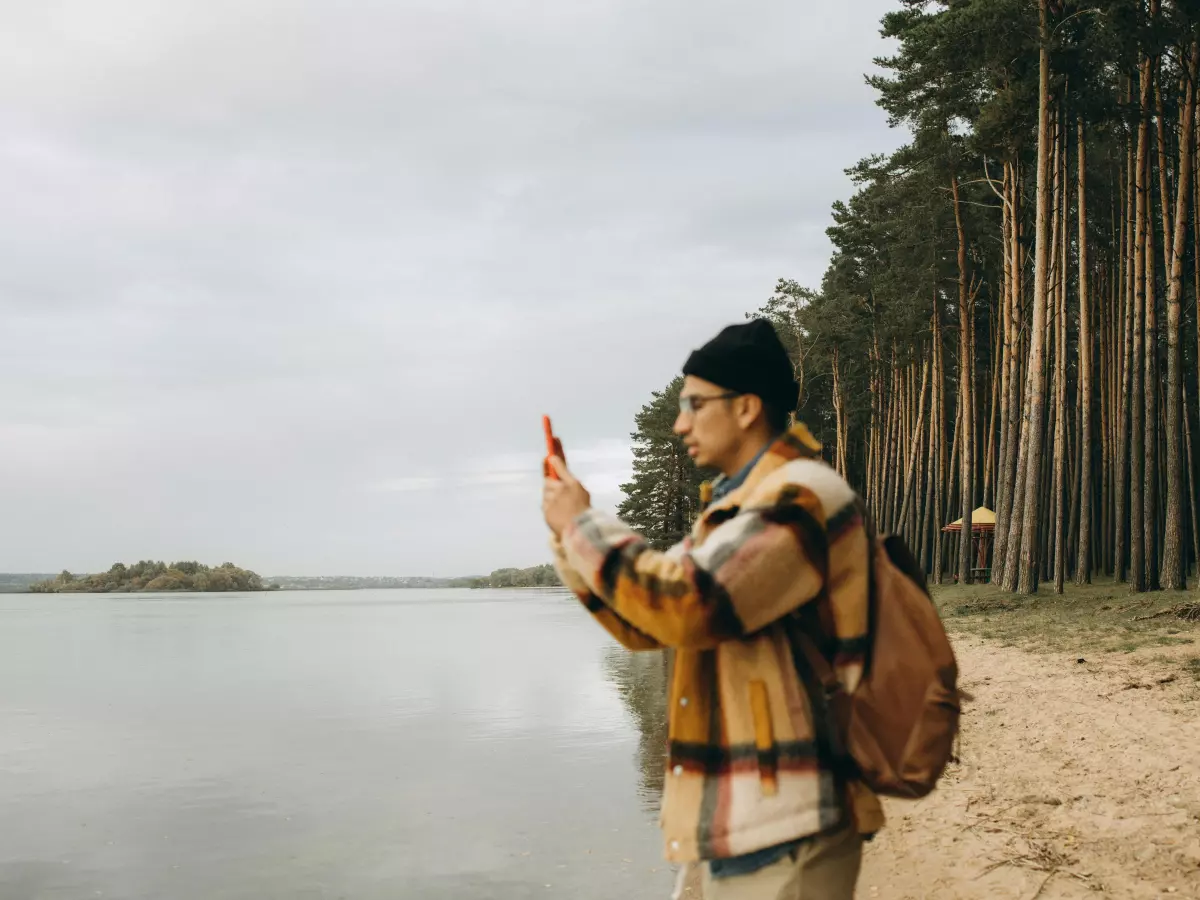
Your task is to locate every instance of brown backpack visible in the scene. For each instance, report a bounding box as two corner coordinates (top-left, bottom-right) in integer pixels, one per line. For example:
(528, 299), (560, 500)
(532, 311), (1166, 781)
(795, 532), (960, 800)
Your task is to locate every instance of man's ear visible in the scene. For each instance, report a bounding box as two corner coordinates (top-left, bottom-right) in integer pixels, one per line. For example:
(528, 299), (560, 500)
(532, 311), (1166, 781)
(735, 393), (764, 430)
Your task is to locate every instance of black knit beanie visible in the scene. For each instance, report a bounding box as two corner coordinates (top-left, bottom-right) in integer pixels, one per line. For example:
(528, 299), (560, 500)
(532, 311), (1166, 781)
(682, 319), (799, 413)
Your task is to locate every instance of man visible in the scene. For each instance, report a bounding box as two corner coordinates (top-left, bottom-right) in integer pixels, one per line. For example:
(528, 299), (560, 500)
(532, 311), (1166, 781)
(542, 319), (882, 900)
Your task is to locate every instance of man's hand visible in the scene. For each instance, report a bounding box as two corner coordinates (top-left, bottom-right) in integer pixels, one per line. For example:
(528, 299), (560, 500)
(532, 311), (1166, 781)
(542, 457), (591, 537)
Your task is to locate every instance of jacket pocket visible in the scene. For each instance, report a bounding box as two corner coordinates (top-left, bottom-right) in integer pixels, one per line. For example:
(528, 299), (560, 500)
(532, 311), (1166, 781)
(748, 680), (779, 796)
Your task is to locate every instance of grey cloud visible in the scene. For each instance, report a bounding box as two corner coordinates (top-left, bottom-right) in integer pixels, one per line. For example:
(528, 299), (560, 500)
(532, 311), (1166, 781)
(1, 0), (902, 576)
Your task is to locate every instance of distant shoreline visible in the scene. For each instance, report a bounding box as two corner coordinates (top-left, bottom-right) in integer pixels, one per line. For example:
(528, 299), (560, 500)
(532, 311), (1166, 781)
(3, 564), (562, 594)
(4, 584), (570, 594)
(239, 565), (561, 591)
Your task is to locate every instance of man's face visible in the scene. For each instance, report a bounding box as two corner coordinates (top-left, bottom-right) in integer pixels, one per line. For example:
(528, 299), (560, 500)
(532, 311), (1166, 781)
(674, 375), (750, 473)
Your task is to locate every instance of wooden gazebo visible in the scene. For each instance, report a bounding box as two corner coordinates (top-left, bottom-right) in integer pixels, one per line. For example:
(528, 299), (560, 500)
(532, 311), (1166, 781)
(942, 506), (996, 582)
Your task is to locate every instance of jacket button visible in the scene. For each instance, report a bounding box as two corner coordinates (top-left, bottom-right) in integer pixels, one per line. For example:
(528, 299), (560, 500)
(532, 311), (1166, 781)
(671, 840), (680, 851)
(673, 765), (683, 777)
(679, 697), (689, 707)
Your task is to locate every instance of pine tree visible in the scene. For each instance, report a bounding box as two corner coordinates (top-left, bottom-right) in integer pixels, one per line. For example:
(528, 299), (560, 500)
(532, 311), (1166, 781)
(617, 378), (708, 549)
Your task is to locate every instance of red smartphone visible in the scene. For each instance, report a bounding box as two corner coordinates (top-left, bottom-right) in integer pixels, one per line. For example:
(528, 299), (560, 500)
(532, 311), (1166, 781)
(543, 415), (565, 479)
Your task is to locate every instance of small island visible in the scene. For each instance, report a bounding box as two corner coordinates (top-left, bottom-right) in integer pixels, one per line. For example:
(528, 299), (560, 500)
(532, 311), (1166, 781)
(30, 561), (275, 594)
(467, 564), (561, 589)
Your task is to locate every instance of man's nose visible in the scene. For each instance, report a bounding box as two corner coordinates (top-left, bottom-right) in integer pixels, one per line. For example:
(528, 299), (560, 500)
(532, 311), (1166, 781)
(673, 413), (688, 435)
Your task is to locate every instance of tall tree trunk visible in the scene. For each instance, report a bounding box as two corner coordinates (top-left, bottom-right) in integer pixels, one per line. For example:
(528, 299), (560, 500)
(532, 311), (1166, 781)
(995, 164), (1023, 585)
(1116, 124), (1135, 582)
(1157, 76), (1174, 281)
(920, 395), (937, 571)
(1161, 42), (1197, 589)
(1015, 5), (1054, 594)
(882, 356), (899, 528)
(1105, 167), (1115, 569)
(993, 163), (1013, 515)
(995, 172), (1012, 524)
(1145, 139), (1161, 590)
(897, 357), (931, 531)
(899, 363), (913, 537)
(948, 397), (962, 578)
(1130, 44), (1152, 593)
(1110, 153), (1127, 576)
(1101, 256), (1114, 576)
(952, 171), (975, 585)
(1077, 116), (1093, 583)
(913, 378), (929, 551)
(1116, 225), (1136, 582)
(1053, 109), (1068, 592)
(970, 294), (980, 512)
(985, 305), (1001, 508)
(1044, 368), (1058, 584)
(875, 336), (883, 509)
(1184, 383), (1200, 578)
(1052, 249), (1066, 587)
(1068, 387), (1082, 577)
(887, 352), (904, 531)
(933, 299), (947, 583)
(1002, 303), (1035, 590)
(1194, 110), (1200, 574)
(831, 346), (847, 479)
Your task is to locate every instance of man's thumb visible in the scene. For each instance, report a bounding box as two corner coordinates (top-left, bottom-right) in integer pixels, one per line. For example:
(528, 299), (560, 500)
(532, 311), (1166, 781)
(548, 455), (570, 480)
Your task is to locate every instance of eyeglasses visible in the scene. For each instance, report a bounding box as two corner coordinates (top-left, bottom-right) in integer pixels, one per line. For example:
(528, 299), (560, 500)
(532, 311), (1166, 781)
(678, 392), (741, 414)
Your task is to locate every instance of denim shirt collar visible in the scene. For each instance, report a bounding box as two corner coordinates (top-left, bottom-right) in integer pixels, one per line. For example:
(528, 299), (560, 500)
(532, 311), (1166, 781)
(709, 436), (779, 503)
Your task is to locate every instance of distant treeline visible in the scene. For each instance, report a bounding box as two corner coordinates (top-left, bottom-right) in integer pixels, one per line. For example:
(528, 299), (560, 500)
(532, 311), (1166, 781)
(30, 561), (273, 593)
(0, 574), (55, 593)
(468, 564), (562, 589)
(268, 575), (468, 591)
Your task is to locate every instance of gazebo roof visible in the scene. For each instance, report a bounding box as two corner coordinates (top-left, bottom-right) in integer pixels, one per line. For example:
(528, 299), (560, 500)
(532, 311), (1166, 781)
(942, 506), (996, 532)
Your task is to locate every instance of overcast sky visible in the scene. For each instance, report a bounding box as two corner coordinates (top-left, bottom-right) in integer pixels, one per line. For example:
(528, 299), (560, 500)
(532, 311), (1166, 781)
(1, 0), (903, 577)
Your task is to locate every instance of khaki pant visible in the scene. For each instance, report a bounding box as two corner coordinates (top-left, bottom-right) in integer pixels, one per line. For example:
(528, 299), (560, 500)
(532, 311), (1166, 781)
(682, 825), (863, 900)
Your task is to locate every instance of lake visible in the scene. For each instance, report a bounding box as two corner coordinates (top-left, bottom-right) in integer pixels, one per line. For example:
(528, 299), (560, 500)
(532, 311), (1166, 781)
(0, 589), (675, 899)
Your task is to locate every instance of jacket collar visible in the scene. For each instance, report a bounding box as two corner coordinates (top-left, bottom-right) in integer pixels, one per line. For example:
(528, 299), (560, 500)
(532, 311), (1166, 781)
(700, 422), (823, 513)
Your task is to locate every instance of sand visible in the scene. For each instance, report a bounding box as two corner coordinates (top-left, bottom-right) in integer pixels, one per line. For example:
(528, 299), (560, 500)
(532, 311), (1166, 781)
(862, 636), (1200, 898)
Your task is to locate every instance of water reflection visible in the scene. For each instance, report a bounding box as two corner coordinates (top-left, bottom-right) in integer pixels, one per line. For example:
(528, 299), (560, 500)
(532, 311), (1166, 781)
(0, 590), (676, 900)
(602, 647), (669, 813)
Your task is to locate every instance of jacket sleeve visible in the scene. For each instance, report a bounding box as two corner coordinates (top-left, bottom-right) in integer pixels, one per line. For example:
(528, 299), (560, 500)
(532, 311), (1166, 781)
(558, 483), (828, 649)
(549, 534), (664, 651)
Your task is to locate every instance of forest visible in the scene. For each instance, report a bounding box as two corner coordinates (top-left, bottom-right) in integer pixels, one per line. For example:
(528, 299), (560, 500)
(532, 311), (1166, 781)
(619, 0), (1200, 594)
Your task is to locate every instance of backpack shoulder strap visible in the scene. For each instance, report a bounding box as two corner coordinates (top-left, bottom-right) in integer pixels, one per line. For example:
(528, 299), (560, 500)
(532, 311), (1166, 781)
(788, 620), (854, 774)
(793, 497), (877, 694)
(791, 625), (840, 696)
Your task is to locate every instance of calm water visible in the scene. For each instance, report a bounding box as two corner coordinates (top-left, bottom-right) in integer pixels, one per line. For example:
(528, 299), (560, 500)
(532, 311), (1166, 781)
(0, 589), (673, 899)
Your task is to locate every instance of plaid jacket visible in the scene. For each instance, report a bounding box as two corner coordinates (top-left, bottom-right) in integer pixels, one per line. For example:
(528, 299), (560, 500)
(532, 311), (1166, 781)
(551, 424), (884, 864)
